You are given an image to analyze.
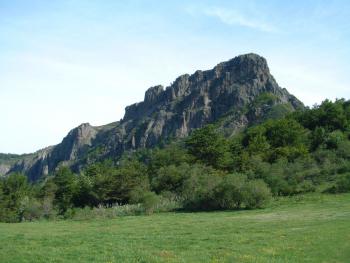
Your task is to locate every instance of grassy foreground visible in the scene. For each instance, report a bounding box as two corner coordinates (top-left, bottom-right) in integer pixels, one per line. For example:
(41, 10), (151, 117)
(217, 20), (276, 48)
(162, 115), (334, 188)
(0, 194), (349, 263)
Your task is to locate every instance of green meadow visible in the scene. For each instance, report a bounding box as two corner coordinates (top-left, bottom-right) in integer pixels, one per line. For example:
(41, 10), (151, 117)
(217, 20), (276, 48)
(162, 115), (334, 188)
(0, 193), (349, 263)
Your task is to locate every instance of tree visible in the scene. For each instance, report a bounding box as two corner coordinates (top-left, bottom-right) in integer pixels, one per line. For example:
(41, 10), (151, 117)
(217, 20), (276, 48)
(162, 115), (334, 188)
(244, 125), (269, 154)
(185, 124), (231, 169)
(73, 174), (98, 207)
(310, 127), (327, 150)
(294, 99), (348, 132)
(107, 159), (149, 204)
(53, 167), (77, 214)
(151, 163), (192, 194)
(148, 143), (192, 175)
(0, 173), (31, 222)
(264, 118), (308, 148)
(84, 160), (117, 205)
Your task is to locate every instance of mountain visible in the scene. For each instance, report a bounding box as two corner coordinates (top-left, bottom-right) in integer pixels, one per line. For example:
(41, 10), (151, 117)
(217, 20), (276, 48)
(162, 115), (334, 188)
(2, 53), (303, 181)
(0, 153), (32, 176)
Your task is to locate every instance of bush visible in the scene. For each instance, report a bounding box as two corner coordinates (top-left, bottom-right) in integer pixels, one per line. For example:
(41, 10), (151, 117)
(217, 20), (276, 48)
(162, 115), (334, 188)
(42, 197), (57, 219)
(182, 172), (272, 211)
(327, 173), (350, 193)
(243, 180), (272, 209)
(213, 174), (247, 209)
(19, 196), (42, 221)
(181, 165), (223, 210)
(140, 191), (160, 214)
(130, 190), (161, 214)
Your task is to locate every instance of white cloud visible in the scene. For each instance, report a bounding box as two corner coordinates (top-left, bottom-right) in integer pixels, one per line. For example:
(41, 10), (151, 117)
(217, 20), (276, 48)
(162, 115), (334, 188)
(203, 7), (277, 33)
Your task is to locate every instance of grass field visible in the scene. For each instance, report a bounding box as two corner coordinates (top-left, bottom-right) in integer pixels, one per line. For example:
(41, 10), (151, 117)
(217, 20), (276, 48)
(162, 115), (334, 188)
(0, 194), (349, 263)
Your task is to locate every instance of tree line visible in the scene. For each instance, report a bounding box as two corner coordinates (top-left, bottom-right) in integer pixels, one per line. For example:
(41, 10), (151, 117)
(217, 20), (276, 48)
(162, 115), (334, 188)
(1, 98), (350, 222)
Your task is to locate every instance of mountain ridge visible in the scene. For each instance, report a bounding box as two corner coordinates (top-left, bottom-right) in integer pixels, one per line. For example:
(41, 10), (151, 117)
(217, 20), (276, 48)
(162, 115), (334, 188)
(1, 53), (303, 180)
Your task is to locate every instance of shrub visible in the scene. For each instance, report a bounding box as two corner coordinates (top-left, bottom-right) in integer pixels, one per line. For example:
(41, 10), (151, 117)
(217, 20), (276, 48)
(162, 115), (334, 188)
(181, 165), (223, 210)
(243, 180), (272, 209)
(19, 196), (42, 221)
(42, 197), (57, 219)
(140, 191), (160, 214)
(327, 173), (350, 193)
(297, 180), (316, 194)
(182, 172), (272, 211)
(213, 174), (247, 209)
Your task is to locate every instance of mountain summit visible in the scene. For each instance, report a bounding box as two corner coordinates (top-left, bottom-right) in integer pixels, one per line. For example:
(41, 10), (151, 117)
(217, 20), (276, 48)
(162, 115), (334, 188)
(2, 53), (303, 180)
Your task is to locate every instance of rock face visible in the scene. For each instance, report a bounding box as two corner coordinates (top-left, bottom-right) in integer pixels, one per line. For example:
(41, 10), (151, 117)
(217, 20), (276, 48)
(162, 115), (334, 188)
(8, 123), (101, 181)
(3, 53), (303, 181)
(0, 164), (10, 176)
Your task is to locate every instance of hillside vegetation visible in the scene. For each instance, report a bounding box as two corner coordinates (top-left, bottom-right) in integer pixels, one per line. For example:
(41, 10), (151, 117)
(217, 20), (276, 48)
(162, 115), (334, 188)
(0, 99), (350, 222)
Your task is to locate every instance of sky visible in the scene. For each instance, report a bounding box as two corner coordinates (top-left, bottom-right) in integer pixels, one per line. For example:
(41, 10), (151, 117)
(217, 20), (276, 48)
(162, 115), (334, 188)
(0, 0), (349, 154)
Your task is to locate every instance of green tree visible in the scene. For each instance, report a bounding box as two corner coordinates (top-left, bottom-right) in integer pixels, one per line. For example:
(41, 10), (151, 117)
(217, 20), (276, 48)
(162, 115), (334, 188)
(0, 173), (31, 222)
(244, 125), (270, 155)
(295, 99), (348, 131)
(310, 127), (327, 150)
(264, 118), (308, 148)
(148, 143), (192, 175)
(185, 124), (231, 169)
(73, 174), (98, 207)
(53, 167), (77, 214)
(151, 163), (191, 194)
(107, 159), (149, 204)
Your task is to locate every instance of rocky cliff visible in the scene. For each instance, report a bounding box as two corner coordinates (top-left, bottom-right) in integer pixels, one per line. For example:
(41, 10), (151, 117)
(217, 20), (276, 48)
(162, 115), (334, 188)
(2, 53), (303, 181)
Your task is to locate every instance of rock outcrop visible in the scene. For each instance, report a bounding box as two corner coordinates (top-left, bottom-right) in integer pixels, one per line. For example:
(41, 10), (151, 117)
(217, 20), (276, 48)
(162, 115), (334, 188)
(0, 164), (10, 176)
(3, 53), (304, 181)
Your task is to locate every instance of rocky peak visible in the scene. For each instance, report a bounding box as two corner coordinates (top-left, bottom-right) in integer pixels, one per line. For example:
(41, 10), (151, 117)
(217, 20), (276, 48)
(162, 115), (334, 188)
(167, 74), (190, 99)
(68, 123), (97, 145)
(119, 53), (302, 149)
(54, 123), (98, 161)
(212, 53), (270, 83)
(3, 53), (304, 181)
(144, 85), (164, 104)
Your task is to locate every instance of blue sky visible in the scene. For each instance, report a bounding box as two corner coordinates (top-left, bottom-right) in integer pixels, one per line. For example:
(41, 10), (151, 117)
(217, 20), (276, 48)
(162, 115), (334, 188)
(1, 0), (349, 153)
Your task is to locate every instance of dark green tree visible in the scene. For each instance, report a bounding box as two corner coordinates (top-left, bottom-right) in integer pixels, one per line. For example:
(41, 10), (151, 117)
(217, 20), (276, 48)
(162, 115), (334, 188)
(0, 173), (30, 222)
(53, 167), (77, 214)
(185, 124), (231, 169)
